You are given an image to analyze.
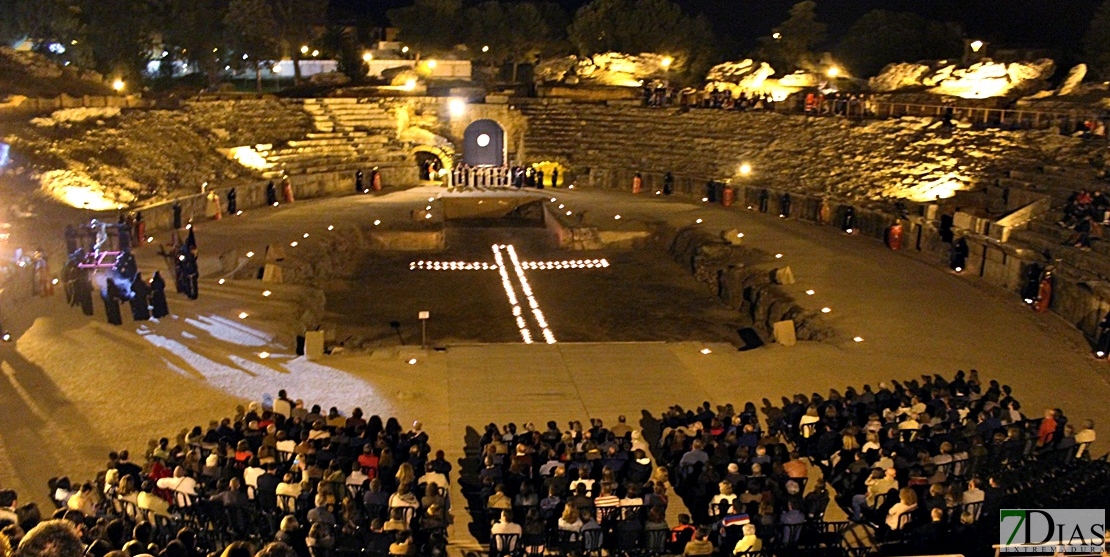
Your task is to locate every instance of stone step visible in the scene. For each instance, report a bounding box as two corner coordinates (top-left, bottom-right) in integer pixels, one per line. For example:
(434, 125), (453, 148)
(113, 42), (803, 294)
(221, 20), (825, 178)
(305, 131), (367, 139)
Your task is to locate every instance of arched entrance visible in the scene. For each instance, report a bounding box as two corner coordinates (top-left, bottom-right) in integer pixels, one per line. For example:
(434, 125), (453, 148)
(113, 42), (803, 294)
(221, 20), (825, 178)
(462, 119), (505, 167)
(412, 144), (454, 182)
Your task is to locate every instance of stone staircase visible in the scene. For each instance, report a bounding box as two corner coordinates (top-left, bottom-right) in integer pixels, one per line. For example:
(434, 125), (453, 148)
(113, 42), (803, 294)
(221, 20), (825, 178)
(185, 98), (314, 146)
(991, 165), (1110, 279)
(252, 98), (410, 178)
(303, 97), (398, 134)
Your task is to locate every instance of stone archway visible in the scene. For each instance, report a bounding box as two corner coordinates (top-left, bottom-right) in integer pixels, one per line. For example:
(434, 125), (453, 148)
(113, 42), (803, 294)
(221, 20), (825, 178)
(462, 119), (506, 167)
(412, 144), (454, 181)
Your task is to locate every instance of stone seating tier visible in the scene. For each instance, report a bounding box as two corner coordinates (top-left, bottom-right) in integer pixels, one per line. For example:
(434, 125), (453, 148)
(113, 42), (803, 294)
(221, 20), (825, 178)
(185, 98), (314, 146)
(517, 104), (1077, 203)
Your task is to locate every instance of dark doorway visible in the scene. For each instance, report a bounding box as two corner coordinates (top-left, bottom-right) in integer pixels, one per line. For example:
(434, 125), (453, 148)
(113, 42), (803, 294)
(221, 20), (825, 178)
(462, 119), (505, 167)
(415, 151), (445, 180)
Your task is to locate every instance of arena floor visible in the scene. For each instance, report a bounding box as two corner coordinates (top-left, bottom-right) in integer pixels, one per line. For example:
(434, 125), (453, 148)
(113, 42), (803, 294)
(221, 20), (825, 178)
(1, 186), (1107, 546)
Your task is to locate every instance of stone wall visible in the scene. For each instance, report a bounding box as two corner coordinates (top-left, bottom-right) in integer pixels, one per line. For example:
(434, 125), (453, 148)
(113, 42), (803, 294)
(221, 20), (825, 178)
(516, 102), (1100, 205)
(662, 225), (832, 343)
(0, 94), (147, 114)
(132, 165), (417, 233)
(184, 98), (314, 147)
(587, 167), (1109, 343)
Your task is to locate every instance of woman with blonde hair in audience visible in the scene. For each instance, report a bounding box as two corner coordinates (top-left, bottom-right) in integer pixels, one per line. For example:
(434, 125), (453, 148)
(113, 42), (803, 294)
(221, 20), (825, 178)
(862, 432), (881, 454)
(709, 482), (736, 516)
(395, 462), (415, 489)
(388, 483), (418, 510)
(886, 488), (918, 530)
(558, 503), (583, 533)
(103, 469), (120, 498)
(650, 466), (670, 491)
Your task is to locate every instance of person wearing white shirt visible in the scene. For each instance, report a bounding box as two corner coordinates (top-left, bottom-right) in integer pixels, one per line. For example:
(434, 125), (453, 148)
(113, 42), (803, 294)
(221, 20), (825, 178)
(619, 483), (644, 508)
(709, 482), (737, 516)
(348, 462), (369, 487)
(491, 510), (524, 551)
(243, 460), (265, 493)
(156, 467), (198, 499)
(962, 478), (985, 516)
(276, 473), (302, 513)
(273, 390), (293, 417)
(799, 408), (820, 438)
(417, 468), (448, 489)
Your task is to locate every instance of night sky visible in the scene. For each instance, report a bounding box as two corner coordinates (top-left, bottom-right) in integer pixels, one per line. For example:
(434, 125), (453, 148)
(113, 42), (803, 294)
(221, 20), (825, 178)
(334, 0), (1101, 55)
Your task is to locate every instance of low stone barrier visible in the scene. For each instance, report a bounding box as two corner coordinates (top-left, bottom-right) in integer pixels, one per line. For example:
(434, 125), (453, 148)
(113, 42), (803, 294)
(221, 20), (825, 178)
(580, 165), (1110, 347)
(132, 165), (418, 234)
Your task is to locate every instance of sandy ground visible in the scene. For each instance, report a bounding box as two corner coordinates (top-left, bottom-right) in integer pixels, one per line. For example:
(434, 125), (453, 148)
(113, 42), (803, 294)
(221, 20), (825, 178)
(1, 186), (1107, 548)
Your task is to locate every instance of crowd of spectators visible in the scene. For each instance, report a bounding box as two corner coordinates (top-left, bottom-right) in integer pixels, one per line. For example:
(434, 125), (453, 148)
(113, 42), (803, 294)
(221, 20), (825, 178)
(1, 374), (1106, 557)
(652, 370), (1102, 555)
(641, 83), (881, 119)
(0, 390), (446, 557)
(1057, 189), (1110, 250)
(461, 416), (692, 556)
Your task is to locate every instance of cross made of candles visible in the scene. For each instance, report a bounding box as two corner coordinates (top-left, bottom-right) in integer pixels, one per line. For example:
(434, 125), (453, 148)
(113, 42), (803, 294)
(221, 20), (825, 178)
(410, 244), (609, 344)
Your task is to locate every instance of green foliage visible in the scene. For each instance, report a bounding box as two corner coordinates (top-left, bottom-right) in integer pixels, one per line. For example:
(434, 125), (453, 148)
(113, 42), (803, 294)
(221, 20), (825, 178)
(753, 0), (826, 73)
(465, 1), (563, 81)
(835, 11), (962, 78)
(77, 0), (156, 79)
(269, 0), (326, 82)
(387, 0), (464, 57)
(0, 0), (81, 49)
(1085, 0), (1110, 79)
(324, 26), (368, 83)
(160, 0), (230, 88)
(566, 0), (717, 76)
(224, 0), (281, 90)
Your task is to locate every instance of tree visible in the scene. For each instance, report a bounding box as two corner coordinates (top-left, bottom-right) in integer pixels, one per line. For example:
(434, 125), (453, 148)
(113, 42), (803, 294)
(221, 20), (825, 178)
(466, 1), (560, 82)
(224, 0), (280, 91)
(269, 0), (327, 85)
(161, 0), (230, 89)
(77, 0), (157, 80)
(1085, 0), (1110, 79)
(0, 0), (79, 47)
(835, 11), (962, 78)
(753, 0), (826, 73)
(387, 0), (464, 58)
(566, 0), (717, 77)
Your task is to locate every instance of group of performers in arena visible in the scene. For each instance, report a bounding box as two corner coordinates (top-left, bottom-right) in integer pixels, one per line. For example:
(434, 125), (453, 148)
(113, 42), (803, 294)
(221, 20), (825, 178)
(60, 214), (172, 325)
